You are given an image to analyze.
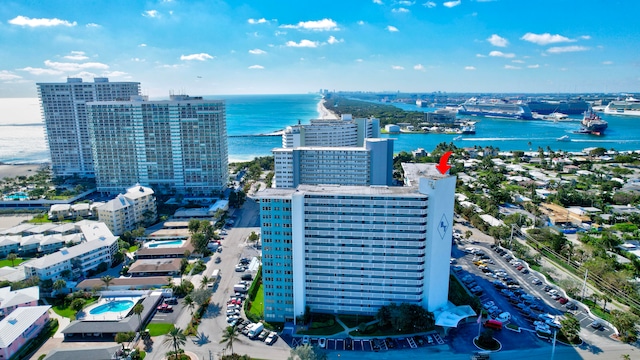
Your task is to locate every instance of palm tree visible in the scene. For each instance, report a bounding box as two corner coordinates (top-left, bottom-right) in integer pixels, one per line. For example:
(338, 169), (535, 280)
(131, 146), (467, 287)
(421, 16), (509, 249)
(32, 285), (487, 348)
(162, 327), (186, 359)
(200, 275), (210, 289)
(132, 303), (144, 334)
(6, 253), (17, 267)
(101, 275), (114, 290)
(220, 325), (239, 354)
(184, 295), (195, 315)
(52, 279), (67, 294)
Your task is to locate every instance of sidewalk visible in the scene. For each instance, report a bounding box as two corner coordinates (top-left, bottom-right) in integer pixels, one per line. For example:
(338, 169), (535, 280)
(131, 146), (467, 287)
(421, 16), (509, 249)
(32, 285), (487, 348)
(40, 298), (70, 339)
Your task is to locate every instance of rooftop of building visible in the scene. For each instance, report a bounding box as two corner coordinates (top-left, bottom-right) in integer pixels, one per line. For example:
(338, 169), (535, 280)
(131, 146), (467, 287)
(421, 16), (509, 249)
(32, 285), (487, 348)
(43, 345), (121, 360)
(0, 286), (39, 310)
(128, 258), (181, 274)
(402, 163), (452, 185)
(0, 305), (50, 348)
(76, 276), (171, 289)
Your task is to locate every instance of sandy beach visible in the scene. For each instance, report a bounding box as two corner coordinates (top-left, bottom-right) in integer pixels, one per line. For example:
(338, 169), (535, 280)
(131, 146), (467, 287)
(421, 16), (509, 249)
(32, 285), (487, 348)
(0, 164), (47, 179)
(317, 99), (338, 119)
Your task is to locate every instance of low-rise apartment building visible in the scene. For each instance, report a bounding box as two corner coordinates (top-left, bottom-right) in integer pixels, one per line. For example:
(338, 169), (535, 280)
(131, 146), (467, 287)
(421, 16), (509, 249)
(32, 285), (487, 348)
(97, 185), (157, 236)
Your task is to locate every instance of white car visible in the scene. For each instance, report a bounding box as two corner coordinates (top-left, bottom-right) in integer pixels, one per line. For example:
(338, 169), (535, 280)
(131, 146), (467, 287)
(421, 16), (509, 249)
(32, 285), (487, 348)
(265, 332), (278, 345)
(531, 278), (542, 285)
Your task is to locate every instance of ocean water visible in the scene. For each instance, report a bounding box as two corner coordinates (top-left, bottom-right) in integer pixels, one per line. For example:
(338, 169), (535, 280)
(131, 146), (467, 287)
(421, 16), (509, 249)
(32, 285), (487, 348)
(1, 95), (640, 165)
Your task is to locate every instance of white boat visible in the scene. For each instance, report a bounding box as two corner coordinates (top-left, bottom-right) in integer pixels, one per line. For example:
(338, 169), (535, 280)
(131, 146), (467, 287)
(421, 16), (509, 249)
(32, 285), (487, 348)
(557, 135), (571, 142)
(453, 135), (463, 141)
(543, 112), (569, 121)
(604, 97), (640, 116)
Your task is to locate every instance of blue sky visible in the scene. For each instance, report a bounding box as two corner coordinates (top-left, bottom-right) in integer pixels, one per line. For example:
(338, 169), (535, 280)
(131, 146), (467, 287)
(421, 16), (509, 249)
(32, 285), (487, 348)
(0, 0), (638, 97)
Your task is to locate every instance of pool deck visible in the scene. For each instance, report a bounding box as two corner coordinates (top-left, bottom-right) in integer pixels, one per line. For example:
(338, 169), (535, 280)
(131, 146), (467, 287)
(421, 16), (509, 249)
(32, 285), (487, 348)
(79, 296), (142, 321)
(143, 240), (186, 249)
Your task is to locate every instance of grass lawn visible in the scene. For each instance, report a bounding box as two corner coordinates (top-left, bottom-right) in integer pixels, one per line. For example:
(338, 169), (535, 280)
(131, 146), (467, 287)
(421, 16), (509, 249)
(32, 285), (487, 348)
(128, 245), (139, 253)
(0, 257), (28, 267)
(146, 323), (174, 336)
(299, 321), (345, 336)
(248, 284), (264, 319)
(51, 297), (99, 319)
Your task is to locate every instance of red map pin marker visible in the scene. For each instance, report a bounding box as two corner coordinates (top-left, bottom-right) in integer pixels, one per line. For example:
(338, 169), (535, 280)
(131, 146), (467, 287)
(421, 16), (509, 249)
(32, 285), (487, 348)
(436, 151), (452, 175)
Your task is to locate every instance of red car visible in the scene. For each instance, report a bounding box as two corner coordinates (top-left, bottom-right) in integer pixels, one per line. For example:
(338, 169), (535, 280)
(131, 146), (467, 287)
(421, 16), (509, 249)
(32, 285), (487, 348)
(516, 265), (524, 271)
(557, 297), (569, 304)
(157, 303), (173, 312)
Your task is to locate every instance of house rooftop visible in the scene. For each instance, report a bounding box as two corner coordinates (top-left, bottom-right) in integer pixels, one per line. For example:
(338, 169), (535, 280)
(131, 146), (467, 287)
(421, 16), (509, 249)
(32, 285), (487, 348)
(0, 305), (50, 348)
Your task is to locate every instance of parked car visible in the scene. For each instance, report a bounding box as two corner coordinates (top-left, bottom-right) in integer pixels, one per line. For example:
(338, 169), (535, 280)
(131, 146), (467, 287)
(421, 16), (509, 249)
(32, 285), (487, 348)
(241, 274), (253, 281)
(591, 320), (603, 330)
(215, 257), (222, 263)
(164, 297), (178, 305)
(265, 332), (278, 345)
(157, 303), (173, 312)
(565, 302), (578, 310)
(258, 330), (270, 341)
(217, 247), (223, 253)
(531, 278), (542, 285)
(557, 297), (569, 304)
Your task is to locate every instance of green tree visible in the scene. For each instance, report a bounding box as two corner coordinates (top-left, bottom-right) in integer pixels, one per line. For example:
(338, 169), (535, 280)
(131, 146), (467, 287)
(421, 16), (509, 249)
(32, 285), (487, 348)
(70, 298), (85, 315)
(115, 331), (135, 350)
(191, 288), (213, 306)
(184, 295), (195, 315)
(52, 279), (67, 294)
(560, 313), (581, 342)
(101, 275), (114, 290)
(248, 232), (259, 242)
(200, 275), (211, 289)
(162, 327), (187, 359)
(220, 325), (239, 354)
(132, 303), (144, 334)
(190, 232), (208, 254)
(287, 344), (327, 360)
(6, 253), (18, 267)
(188, 219), (201, 234)
(610, 310), (640, 343)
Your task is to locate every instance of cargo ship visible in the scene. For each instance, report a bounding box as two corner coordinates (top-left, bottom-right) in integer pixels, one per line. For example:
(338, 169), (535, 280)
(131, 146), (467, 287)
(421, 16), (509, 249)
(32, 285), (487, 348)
(578, 110), (608, 135)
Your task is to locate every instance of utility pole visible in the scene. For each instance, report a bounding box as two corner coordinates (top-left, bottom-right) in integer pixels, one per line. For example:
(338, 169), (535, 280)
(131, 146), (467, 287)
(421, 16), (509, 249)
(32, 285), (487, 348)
(581, 269), (589, 300)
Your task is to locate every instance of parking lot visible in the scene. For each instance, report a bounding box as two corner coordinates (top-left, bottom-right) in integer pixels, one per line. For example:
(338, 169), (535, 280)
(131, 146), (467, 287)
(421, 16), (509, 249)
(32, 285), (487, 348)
(284, 333), (445, 353)
(452, 241), (615, 343)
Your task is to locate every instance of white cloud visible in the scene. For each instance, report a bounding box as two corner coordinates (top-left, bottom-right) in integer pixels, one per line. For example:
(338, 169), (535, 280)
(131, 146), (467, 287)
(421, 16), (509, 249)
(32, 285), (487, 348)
(131, 58), (145, 62)
(180, 53), (214, 61)
(476, 54), (486, 58)
(580, 35), (591, 40)
(281, 19), (338, 31)
(424, 1), (437, 7)
(248, 18), (269, 24)
(248, 65), (264, 69)
(44, 60), (109, 72)
(487, 34), (508, 47)
(8, 15), (76, 27)
(414, 64), (425, 71)
(489, 51), (515, 58)
(327, 36), (343, 44)
(139, 43), (147, 47)
(358, 20), (365, 25)
(527, 64), (540, 68)
(86, 23), (100, 28)
(143, 10), (159, 18)
(64, 51), (89, 61)
(249, 49), (267, 55)
(387, 25), (399, 32)
(392, 8), (410, 13)
(0, 70), (22, 81)
(546, 45), (588, 54)
(102, 71), (127, 77)
(504, 65), (521, 70)
(19, 67), (63, 75)
(373, 0), (383, 4)
(399, 1), (415, 5)
(355, 59), (364, 62)
(70, 71), (98, 78)
(285, 40), (319, 48)
(521, 32), (574, 45)
(602, 61), (613, 65)
(275, 31), (287, 36)
(391, 65), (404, 70)
(512, 60), (524, 63)
(464, 66), (476, 70)
(443, 0), (461, 8)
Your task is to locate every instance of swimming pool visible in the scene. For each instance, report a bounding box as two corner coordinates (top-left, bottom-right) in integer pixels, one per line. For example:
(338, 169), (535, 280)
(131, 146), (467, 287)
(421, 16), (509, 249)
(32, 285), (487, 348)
(2, 192), (29, 200)
(89, 300), (135, 315)
(145, 240), (186, 248)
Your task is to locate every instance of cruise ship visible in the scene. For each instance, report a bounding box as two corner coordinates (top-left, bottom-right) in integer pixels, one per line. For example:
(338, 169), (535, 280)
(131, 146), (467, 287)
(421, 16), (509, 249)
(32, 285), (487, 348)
(458, 98), (534, 120)
(526, 99), (589, 115)
(604, 97), (640, 117)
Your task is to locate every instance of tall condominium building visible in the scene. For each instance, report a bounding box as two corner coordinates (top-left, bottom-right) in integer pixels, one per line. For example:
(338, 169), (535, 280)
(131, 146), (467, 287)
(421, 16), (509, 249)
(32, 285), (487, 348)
(97, 185), (157, 236)
(37, 78), (141, 177)
(258, 164), (456, 322)
(273, 138), (394, 188)
(87, 95), (228, 195)
(281, 115), (380, 148)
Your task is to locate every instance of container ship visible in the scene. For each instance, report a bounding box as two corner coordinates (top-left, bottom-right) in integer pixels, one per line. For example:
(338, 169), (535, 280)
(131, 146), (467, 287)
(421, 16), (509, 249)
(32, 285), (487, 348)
(458, 98), (533, 120)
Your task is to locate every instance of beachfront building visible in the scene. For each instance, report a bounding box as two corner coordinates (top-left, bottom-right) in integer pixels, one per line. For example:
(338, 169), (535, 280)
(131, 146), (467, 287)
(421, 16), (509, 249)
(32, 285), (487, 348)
(37, 78), (141, 177)
(258, 164), (456, 322)
(273, 138), (394, 188)
(96, 185), (157, 236)
(281, 115), (380, 148)
(87, 95), (228, 195)
(0, 305), (51, 359)
(22, 223), (119, 280)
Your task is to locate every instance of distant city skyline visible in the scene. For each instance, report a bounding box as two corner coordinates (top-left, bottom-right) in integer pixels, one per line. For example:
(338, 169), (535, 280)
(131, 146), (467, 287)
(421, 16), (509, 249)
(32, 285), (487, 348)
(0, 0), (638, 98)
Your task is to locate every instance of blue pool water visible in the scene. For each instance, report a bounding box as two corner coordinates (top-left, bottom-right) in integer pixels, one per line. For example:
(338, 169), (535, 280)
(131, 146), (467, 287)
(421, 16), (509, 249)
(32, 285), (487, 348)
(3, 192), (29, 200)
(89, 300), (135, 315)
(146, 240), (185, 248)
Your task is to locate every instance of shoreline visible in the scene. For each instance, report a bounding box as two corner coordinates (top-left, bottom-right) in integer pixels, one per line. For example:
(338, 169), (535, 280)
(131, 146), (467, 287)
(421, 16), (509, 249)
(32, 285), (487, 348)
(317, 98), (339, 119)
(0, 164), (48, 179)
